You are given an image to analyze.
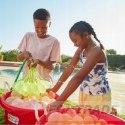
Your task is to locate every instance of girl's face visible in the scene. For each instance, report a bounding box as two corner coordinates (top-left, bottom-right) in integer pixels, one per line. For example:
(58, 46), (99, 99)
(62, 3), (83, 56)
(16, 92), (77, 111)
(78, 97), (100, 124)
(34, 19), (51, 38)
(69, 32), (88, 50)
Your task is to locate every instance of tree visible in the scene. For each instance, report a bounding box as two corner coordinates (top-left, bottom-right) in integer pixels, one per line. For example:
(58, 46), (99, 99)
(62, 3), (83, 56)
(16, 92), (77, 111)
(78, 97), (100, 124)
(0, 45), (2, 50)
(106, 49), (117, 55)
(61, 54), (72, 64)
(0, 45), (4, 61)
(2, 49), (19, 61)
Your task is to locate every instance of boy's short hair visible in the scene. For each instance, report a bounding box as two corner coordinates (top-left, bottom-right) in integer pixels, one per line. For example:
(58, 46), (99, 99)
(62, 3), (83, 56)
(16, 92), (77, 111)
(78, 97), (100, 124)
(33, 8), (50, 20)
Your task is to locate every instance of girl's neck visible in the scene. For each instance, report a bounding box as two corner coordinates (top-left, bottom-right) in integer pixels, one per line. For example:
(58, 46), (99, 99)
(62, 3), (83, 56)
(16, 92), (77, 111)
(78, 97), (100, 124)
(86, 40), (96, 51)
(83, 40), (97, 56)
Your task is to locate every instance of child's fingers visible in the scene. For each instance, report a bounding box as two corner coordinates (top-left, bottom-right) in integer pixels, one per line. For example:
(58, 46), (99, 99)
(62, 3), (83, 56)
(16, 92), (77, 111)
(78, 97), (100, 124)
(47, 104), (57, 112)
(23, 51), (32, 60)
(46, 65), (54, 70)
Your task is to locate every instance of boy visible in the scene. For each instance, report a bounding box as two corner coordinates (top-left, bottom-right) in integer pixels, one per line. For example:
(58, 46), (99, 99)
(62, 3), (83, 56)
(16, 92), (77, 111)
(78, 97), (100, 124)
(17, 8), (60, 82)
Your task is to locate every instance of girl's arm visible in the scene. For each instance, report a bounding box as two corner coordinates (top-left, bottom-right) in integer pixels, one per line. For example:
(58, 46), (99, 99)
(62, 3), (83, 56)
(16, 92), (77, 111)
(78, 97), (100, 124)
(49, 48), (81, 93)
(48, 47), (104, 111)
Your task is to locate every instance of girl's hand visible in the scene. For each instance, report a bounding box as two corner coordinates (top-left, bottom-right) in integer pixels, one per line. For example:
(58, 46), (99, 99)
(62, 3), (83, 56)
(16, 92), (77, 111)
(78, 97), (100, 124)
(46, 80), (64, 93)
(46, 87), (58, 93)
(47, 100), (63, 112)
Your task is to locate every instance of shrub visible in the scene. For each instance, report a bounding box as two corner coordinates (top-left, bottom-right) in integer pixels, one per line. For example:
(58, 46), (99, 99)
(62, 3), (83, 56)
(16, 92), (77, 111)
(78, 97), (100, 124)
(2, 49), (19, 61)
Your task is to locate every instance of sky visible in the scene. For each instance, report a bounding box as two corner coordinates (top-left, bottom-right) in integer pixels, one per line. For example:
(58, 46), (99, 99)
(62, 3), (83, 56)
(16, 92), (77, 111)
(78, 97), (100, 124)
(0, 0), (125, 56)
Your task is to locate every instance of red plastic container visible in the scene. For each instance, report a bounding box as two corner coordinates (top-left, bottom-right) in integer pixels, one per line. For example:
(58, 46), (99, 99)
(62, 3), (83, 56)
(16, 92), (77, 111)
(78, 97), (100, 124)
(0, 91), (58, 125)
(35, 108), (125, 125)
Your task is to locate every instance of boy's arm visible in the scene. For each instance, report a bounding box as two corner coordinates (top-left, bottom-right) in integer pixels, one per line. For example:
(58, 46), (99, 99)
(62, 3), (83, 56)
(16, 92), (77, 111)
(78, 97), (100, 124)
(17, 33), (31, 61)
(39, 60), (55, 70)
(50, 40), (61, 63)
(17, 51), (32, 61)
(32, 59), (55, 70)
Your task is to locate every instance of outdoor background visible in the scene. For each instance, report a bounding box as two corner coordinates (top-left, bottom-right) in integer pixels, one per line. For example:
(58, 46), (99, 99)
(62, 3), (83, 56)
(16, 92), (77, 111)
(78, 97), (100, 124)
(0, 0), (125, 119)
(0, 0), (125, 56)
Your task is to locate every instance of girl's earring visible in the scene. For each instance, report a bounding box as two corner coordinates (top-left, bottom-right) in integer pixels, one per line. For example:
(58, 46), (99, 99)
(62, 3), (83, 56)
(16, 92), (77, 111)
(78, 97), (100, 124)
(87, 35), (89, 39)
(86, 35), (89, 39)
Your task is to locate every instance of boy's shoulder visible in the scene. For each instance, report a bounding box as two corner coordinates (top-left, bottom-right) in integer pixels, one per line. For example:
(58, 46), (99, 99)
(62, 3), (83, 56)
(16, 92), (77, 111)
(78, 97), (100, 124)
(48, 35), (60, 43)
(24, 32), (35, 37)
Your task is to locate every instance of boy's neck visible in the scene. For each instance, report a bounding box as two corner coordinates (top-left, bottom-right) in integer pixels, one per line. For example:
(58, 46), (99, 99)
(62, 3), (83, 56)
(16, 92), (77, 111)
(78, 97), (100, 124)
(38, 34), (50, 39)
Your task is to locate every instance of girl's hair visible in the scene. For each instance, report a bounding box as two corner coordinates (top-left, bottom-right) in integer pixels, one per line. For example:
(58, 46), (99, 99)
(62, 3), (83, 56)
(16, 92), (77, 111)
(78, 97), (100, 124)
(69, 21), (104, 49)
(33, 8), (50, 21)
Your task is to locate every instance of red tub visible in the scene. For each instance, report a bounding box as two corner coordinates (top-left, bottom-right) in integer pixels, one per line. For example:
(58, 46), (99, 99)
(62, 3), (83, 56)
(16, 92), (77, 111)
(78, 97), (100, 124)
(35, 108), (125, 125)
(0, 91), (58, 125)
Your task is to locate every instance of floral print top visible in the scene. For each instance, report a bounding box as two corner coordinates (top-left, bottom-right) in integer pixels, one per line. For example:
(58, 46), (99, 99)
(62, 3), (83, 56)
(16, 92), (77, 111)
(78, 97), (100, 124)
(79, 52), (111, 95)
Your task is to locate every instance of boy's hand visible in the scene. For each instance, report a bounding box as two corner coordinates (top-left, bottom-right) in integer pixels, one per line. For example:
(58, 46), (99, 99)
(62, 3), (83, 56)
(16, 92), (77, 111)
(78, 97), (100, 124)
(27, 58), (34, 68)
(23, 51), (32, 60)
(28, 59), (39, 68)
(45, 61), (54, 70)
(17, 51), (32, 61)
(45, 64), (54, 70)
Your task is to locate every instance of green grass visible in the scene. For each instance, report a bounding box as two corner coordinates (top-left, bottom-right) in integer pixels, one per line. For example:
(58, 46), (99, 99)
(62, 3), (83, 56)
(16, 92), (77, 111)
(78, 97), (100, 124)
(0, 107), (5, 124)
(63, 100), (79, 108)
(118, 114), (125, 120)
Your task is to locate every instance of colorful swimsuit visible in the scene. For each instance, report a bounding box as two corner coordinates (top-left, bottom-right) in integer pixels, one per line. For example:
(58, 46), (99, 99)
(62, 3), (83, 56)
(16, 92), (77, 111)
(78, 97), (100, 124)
(79, 52), (111, 95)
(78, 50), (111, 113)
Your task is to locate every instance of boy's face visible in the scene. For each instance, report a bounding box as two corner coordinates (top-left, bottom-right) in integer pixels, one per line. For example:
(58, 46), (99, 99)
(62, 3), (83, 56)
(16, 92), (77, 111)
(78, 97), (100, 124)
(34, 19), (51, 38)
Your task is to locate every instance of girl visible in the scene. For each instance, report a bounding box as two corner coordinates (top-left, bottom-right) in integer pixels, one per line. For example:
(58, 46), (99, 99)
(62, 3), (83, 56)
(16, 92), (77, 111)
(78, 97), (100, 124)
(47, 21), (111, 113)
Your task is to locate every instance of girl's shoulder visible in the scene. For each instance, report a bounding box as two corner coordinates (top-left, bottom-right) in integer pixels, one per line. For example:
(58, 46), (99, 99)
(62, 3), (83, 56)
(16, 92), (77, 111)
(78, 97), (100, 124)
(89, 46), (105, 56)
(90, 46), (106, 63)
(91, 45), (102, 52)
